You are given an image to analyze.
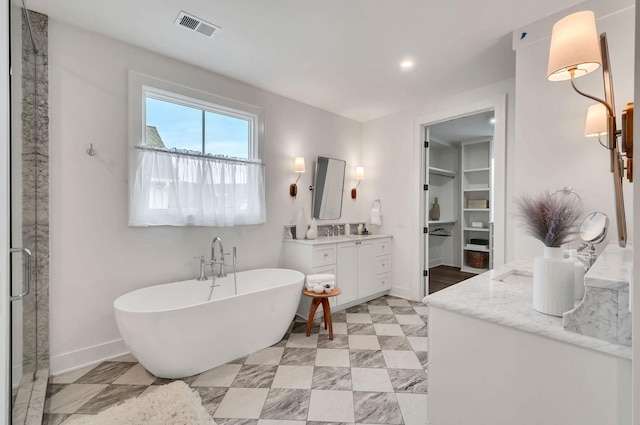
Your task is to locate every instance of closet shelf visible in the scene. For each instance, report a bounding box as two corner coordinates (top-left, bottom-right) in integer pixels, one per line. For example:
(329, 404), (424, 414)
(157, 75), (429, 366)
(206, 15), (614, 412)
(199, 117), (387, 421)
(429, 167), (456, 178)
(463, 187), (490, 192)
(463, 208), (490, 212)
(429, 220), (457, 225)
(463, 167), (490, 173)
(463, 227), (489, 232)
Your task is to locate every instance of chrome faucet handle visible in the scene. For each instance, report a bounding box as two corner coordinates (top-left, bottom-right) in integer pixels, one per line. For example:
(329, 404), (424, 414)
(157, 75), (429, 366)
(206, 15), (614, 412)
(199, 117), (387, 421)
(194, 256), (208, 281)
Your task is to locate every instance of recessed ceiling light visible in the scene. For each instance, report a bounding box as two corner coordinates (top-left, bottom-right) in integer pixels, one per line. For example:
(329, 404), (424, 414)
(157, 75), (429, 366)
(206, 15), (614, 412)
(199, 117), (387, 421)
(400, 60), (414, 70)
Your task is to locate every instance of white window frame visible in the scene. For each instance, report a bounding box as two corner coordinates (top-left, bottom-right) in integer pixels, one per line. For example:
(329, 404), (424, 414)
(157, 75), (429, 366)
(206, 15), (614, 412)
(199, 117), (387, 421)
(128, 71), (266, 227)
(128, 71), (264, 159)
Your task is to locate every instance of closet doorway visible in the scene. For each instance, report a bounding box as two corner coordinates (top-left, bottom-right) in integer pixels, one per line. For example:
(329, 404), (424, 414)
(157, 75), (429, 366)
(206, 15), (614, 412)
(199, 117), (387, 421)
(422, 109), (501, 295)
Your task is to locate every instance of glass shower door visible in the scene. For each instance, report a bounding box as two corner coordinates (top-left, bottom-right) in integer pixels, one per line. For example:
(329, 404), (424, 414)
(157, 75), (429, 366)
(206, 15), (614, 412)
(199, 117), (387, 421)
(10, 4), (47, 423)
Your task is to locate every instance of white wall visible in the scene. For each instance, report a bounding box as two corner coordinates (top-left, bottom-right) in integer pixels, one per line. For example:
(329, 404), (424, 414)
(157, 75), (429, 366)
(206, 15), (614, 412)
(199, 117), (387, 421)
(362, 79), (516, 300)
(512, 5), (635, 259)
(48, 21), (367, 374)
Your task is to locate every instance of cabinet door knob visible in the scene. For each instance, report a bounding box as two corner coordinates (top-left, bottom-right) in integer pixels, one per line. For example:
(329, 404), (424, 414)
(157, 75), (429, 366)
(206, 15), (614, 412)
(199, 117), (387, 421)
(381, 245), (385, 249)
(324, 253), (328, 258)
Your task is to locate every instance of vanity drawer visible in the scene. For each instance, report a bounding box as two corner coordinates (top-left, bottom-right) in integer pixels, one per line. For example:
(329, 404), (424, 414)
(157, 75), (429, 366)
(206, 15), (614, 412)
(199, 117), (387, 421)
(375, 239), (391, 256)
(376, 272), (391, 291)
(312, 245), (337, 267)
(375, 255), (391, 274)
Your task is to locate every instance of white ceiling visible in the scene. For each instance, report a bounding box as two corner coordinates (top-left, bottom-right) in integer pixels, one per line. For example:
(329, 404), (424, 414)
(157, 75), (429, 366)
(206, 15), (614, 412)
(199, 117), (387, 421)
(24, 0), (583, 122)
(429, 111), (495, 144)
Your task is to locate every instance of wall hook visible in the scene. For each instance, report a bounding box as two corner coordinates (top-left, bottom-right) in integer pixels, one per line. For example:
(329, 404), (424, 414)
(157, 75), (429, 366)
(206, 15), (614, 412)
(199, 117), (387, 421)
(87, 143), (96, 156)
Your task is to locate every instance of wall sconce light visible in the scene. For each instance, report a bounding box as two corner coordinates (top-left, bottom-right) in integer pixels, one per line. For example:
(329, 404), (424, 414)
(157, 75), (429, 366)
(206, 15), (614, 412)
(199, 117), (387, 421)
(351, 166), (365, 199)
(289, 157), (305, 198)
(547, 10), (634, 248)
(584, 103), (608, 143)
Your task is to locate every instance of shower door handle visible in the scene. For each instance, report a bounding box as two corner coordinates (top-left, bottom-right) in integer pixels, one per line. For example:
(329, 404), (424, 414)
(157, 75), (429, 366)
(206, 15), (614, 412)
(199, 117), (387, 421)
(10, 247), (32, 302)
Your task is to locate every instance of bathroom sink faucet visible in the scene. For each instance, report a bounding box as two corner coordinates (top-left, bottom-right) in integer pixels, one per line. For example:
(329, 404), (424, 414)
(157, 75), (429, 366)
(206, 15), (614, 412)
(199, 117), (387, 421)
(211, 236), (227, 277)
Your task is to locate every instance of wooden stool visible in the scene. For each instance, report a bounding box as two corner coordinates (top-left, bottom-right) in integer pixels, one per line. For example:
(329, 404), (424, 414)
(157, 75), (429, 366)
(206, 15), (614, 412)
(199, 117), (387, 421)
(302, 287), (342, 340)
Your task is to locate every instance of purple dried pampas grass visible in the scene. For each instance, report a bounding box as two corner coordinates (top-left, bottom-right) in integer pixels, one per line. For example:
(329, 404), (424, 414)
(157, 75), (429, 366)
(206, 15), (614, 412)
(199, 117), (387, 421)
(516, 191), (583, 247)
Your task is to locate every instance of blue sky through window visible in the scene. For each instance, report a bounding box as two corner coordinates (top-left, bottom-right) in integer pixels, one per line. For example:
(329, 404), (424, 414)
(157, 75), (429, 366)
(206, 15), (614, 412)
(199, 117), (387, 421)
(146, 97), (250, 158)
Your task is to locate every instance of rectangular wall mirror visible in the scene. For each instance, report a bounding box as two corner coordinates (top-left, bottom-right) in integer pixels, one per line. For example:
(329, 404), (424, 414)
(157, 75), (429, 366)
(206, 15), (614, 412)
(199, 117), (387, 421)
(312, 156), (346, 219)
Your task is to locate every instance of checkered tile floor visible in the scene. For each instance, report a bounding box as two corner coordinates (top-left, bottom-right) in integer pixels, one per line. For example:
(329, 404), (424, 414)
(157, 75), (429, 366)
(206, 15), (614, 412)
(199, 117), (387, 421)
(42, 295), (429, 425)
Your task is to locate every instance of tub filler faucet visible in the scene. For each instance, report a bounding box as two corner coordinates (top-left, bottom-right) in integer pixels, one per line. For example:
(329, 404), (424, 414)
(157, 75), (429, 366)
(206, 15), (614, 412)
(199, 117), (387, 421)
(211, 236), (227, 278)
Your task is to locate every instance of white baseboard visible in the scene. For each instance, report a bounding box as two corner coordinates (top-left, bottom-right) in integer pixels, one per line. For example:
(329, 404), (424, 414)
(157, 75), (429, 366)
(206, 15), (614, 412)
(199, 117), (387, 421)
(429, 258), (443, 268)
(389, 286), (416, 301)
(50, 338), (129, 376)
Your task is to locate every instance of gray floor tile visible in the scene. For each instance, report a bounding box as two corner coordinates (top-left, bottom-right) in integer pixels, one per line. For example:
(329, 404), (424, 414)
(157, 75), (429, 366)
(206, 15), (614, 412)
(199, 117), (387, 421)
(318, 334), (349, 349)
(388, 368), (428, 393)
(260, 388), (310, 420)
(346, 304), (370, 313)
(74, 362), (136, 384)
(377, 336), (412, 351)
(75, 384), (147, 414)
(347, 323), (376, 335)
(280, 347), (317, 366)
(193, 386), (228, 415)
(370, 314), (399, 324)
(332, 312), (347, 323)
(231, 365), (278, 388)
(312, 367), (352, 391)
(390, 306), (416, 315)
(349, 350), (386, 368)
(353, 391), (403, 424)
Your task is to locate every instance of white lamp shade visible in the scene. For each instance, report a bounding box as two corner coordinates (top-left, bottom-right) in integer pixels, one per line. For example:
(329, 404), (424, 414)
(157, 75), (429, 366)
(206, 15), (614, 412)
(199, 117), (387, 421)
(355, 166), (365, 180)
(547, 11), (601, 81)
(584, 103), (608, 137)
(294, 157), (305, 173)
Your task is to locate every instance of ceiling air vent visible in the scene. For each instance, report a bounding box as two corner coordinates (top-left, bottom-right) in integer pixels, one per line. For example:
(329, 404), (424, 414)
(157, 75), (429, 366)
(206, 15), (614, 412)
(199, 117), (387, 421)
(175, 11), (221, 38)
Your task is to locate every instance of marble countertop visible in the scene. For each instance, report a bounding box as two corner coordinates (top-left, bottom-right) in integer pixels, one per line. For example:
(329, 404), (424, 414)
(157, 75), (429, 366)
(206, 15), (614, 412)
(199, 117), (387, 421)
(283, 234), (392, 245)
(423, 248), (632, 360)
(583, 245), (632, 290)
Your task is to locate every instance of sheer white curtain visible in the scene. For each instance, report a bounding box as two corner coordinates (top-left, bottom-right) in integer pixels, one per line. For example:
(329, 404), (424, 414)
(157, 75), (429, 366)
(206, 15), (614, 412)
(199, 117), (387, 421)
(130, 148), (266, 226)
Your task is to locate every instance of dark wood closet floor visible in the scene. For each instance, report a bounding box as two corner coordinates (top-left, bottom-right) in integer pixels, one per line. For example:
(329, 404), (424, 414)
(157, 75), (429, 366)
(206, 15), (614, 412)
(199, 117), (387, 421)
(429, 265), (476, 294)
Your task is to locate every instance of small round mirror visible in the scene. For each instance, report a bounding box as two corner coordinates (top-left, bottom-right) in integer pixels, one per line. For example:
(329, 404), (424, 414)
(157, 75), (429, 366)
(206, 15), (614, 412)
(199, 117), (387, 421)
(580, 212), (609, 244)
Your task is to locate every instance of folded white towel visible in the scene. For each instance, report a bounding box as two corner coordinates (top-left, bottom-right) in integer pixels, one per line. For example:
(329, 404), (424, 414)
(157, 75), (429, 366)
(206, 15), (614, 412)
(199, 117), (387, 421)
(370, 207), (382, 225)
(306, 274), (336, 284)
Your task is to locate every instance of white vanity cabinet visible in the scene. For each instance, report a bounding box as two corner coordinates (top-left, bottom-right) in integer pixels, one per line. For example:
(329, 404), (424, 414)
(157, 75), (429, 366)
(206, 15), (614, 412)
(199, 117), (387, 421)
(281, 235), (392, 317)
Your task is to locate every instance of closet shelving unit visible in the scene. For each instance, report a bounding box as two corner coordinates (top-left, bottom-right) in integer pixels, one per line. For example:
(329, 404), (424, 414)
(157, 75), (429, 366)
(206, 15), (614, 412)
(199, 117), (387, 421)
(427, 141), (459, 269)
(460, 139), (492, 273)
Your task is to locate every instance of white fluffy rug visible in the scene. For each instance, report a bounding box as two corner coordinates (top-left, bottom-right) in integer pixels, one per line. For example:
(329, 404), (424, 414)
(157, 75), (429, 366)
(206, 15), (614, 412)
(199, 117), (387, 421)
(62, 381), (216, 425)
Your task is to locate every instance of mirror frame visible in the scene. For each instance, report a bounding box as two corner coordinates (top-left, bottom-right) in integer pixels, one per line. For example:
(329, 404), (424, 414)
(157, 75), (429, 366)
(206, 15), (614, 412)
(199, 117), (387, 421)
(311, 156), (346, 220)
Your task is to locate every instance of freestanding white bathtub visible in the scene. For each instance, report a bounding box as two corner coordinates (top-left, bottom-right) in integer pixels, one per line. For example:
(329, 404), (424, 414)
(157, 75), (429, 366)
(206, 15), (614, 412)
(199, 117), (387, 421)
(113, 268), (304, 379)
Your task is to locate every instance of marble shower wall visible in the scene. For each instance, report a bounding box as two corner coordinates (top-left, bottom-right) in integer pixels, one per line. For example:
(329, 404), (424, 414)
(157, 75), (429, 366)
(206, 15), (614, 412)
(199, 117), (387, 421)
(21, 9), (49, 372)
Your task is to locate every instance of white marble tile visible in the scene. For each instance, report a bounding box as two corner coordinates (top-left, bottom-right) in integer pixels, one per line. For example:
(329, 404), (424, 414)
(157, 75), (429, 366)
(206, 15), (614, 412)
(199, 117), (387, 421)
(213, 388), (269, 419)
(271, 365), (314, 389)
(50, 365), (96, 384)
(374, 324), (405, 336)
(396, 315), (425, 325)
(407, 337), (429, 352)
(315, 348), (350, 367)
(412, 306), (429, 315)
(286, 333), (319, 348)
(348, 335), (381, 350)
(382, 350), (423, 370)
(245, 347), (285, 365)
(258, 421), (306, 425)
(346, 313), (373, 324)
(351, 367), (394, 392)
(320, 322), (348, 335)
(45, 384), (108, 414)
(396, 393), (429, 425)
(192, 364), (242, 387)
(307, 390), (355, 423)
(387, 298), (411, 306)
(112, 363), (156, 385)
(368, 305), (394, 315)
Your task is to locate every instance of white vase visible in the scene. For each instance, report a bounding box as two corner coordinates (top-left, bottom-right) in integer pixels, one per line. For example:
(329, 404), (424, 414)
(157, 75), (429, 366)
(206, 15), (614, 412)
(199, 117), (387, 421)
(296, 207), (307, 240)
(533, 246), (575, 317)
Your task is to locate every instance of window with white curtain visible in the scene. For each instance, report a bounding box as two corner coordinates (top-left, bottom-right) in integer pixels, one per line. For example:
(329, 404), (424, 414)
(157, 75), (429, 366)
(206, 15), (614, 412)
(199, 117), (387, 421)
(128, 72), (266, 227)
